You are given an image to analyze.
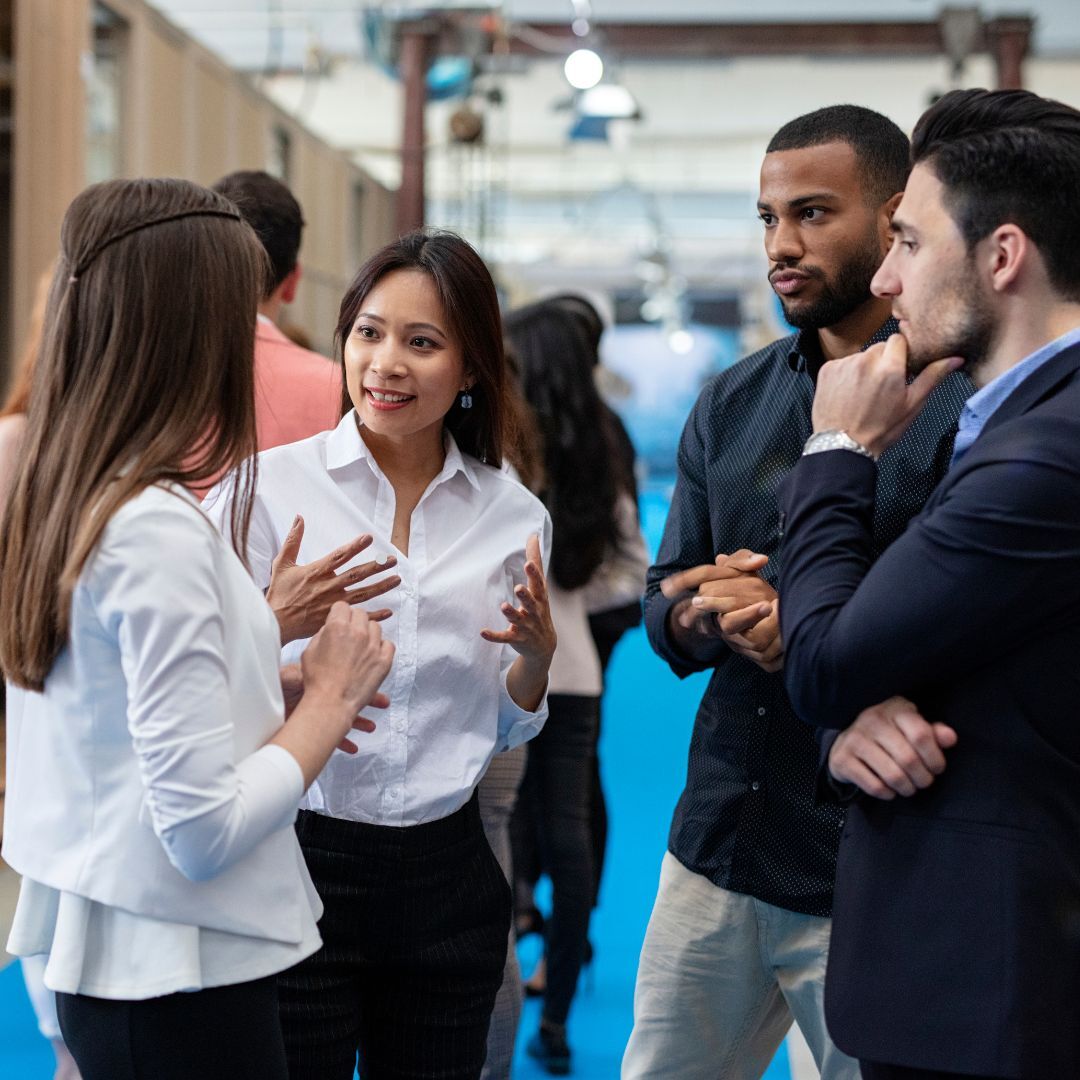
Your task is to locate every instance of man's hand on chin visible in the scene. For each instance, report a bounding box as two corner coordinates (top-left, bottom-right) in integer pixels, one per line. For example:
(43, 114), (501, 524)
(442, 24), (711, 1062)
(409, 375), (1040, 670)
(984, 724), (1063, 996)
(811, 334), (963, 459)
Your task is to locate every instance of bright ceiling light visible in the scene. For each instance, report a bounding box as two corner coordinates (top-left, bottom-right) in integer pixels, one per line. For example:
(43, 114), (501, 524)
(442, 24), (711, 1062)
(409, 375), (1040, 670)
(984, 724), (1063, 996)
(564, 48), (603, 90)
(577, 83), (639, 119)
(668, 329), (695, 355)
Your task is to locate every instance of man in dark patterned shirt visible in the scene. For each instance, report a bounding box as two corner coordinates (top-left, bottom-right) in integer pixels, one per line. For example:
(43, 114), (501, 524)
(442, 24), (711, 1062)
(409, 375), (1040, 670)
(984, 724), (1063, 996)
(622, 107), (971, 1079)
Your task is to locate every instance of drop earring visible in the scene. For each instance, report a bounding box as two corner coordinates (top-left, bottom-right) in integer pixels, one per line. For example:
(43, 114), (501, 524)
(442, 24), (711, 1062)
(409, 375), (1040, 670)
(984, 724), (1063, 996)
(460, 387), (473, 410)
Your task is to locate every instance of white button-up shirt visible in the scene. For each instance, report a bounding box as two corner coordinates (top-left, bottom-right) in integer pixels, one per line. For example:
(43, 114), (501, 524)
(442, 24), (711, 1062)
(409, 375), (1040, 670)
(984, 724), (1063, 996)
(205, 412), (551, 826)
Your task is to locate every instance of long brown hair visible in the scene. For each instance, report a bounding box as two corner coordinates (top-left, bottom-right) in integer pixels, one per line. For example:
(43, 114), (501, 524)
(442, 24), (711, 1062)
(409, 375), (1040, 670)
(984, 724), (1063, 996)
(335, 230), (512, 467)
(0, 178), (266, 690)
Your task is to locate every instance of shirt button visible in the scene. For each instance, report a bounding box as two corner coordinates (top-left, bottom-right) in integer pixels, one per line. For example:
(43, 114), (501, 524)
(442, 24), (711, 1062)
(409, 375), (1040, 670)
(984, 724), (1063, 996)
(756, 707), (766, 716)
(751, 781), (761, 792)
(389, 789), (399, 799)
(395, 720), (405, 733)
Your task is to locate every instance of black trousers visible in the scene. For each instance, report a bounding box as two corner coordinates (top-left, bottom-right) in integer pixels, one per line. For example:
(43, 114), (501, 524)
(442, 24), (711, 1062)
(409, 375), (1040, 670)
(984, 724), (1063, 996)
(861, 1063), (1014, 1080)
(280, 793), (510, 1080)
(587, 605), (638, 909)
(56, 975), (287, 1080)
(512, 692), (599, 1027)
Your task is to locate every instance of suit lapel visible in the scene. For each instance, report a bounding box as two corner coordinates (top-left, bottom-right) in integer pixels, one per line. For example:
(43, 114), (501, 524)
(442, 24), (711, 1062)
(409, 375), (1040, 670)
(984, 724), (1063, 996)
(979, 341), (1080, 438)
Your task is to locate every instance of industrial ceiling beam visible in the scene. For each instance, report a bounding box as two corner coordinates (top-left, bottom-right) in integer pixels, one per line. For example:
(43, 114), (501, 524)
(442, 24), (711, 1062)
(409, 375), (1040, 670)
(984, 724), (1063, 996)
(507, 16), (1033, 86)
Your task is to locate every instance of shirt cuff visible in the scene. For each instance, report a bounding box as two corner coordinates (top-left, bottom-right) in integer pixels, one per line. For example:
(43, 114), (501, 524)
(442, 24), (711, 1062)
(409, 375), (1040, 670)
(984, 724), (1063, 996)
(645, 589), (725, 678)
(496, 668), (549, 752)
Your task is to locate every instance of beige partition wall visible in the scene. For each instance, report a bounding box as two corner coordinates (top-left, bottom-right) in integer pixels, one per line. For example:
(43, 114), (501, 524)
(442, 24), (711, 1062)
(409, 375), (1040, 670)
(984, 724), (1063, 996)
(4, 0), (395, 384)
(10, 0), (89, 370)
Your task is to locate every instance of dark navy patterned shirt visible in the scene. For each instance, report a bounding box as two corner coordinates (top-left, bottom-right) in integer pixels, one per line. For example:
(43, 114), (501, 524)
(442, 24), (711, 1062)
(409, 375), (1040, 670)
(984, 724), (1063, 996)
(646, 318), (971, 916)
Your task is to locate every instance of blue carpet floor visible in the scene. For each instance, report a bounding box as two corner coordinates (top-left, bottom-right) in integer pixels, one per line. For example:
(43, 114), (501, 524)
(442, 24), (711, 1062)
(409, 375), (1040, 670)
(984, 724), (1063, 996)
(0, 485), (793, 1079)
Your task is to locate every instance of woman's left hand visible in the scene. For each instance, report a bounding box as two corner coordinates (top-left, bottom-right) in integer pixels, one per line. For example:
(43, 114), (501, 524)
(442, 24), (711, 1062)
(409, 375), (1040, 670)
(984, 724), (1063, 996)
(480, 534), (556, 666)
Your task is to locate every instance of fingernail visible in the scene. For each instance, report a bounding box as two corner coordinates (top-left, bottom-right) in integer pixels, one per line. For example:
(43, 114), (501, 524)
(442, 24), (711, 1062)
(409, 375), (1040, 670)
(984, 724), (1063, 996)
(691, 597), (703, 607)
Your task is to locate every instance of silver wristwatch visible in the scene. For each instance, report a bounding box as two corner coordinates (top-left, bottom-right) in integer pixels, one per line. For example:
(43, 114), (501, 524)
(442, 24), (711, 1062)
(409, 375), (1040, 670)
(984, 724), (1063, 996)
(802, 429), (877, 461)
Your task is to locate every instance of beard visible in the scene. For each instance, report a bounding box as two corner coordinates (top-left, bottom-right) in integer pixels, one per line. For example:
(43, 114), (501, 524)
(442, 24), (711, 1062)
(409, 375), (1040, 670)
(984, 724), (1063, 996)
(901, 269), (995, 377)
(776, 234), (882, 330)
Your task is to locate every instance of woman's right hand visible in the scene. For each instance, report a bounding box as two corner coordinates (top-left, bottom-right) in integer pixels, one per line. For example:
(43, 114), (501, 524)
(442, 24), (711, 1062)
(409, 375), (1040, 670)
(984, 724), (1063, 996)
(268, 515), (401, 644)
(273, 604), (395, 788)
(301, 603), (395, 721)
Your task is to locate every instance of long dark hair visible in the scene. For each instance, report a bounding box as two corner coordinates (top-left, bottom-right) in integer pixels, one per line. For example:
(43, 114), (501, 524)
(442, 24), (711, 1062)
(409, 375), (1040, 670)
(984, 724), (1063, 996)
(336, 230), (511, 467)
(504, 300), (618, 591)
(0, 178), (265, 690)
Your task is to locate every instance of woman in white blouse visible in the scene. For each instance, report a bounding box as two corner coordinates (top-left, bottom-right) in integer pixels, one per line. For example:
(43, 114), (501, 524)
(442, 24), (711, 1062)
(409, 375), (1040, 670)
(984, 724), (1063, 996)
(0, 178), (395, 1080)
(206, 229), (556, 1080)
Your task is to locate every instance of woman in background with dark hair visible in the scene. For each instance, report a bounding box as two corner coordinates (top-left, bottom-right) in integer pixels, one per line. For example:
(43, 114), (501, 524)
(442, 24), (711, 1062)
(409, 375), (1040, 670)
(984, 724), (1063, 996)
(206, 229), (556, 1080)
(545, 292), (648, 926)
(504, 299), (634, 1074)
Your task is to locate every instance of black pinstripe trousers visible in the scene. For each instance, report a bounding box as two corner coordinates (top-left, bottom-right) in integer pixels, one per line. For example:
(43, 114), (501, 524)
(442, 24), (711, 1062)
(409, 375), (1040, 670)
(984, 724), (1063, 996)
(280, 794), (510, 1080)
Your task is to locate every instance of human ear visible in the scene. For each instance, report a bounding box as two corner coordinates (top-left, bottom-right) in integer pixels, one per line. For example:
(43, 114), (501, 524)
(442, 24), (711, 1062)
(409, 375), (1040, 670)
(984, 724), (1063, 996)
(279, 263), (302, 305)
(986, 224), (1028, 293)
(879, 192), (904, 249)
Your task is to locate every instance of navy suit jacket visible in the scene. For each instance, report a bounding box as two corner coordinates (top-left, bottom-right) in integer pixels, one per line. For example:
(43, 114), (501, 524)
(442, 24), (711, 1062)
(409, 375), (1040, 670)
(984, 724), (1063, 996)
(778, 342), (1080, 1077)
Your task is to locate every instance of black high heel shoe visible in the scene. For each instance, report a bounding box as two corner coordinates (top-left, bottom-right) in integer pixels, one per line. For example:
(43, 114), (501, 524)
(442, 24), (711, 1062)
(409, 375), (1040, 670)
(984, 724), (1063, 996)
(526, 1020), (571, 1076)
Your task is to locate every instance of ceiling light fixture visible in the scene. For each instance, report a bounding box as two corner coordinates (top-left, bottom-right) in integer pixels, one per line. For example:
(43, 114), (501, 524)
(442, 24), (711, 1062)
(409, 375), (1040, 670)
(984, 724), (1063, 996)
(564, 47), (603, 90)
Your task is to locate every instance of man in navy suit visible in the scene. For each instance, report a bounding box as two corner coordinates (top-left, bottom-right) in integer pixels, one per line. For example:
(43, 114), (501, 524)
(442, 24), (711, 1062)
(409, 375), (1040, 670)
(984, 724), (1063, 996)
(775, 88), (1080, 1079)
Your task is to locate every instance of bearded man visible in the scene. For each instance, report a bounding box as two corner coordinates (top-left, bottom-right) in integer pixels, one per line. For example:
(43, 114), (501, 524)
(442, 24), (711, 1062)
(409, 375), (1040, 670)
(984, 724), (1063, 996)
(621, 105), (970, 1080)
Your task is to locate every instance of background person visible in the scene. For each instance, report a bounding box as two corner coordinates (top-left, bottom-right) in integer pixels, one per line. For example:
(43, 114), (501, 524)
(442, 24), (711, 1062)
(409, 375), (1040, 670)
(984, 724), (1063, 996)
(0, 177), (394, 1080)
(504, 298), (634, 1075)
(211, 170), (341, 452)
(477, 347), (547, 1080)
(549, 292), (648, 918)
(206, 229), (556, 1080)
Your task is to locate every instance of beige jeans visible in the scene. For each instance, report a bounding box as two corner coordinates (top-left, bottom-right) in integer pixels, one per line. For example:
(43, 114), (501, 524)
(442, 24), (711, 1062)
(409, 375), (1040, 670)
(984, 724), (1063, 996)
(621, 852), (858, 1080)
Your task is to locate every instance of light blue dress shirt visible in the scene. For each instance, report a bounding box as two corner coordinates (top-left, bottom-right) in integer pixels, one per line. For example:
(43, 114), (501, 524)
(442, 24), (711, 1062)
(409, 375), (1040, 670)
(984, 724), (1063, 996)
(951, 325), (1080, 466)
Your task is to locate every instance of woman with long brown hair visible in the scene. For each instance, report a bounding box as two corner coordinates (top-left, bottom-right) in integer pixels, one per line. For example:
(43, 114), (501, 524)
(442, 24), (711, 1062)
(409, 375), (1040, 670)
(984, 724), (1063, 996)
(206, 228), (556, 1080)
(0, 177), (394, 1080)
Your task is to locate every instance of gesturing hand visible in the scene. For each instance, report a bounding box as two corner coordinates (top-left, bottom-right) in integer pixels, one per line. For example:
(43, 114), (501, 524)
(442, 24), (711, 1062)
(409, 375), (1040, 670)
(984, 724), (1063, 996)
(480, 534), (556, 666)
(300, 603), (395, 741)
(268, 515), (401, 645)
(828, 696), (958, 800)
(812, 334), (962, 459)
(280, 661), (389, 754)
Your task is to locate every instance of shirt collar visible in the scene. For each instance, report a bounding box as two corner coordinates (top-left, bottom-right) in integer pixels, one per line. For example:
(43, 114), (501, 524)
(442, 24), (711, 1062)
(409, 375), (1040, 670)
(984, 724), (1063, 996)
(787, 317), (900, 375)
(952, 324), (1080, 465)
(325, 410), (481, 492)
(255, 314), (289, 345)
